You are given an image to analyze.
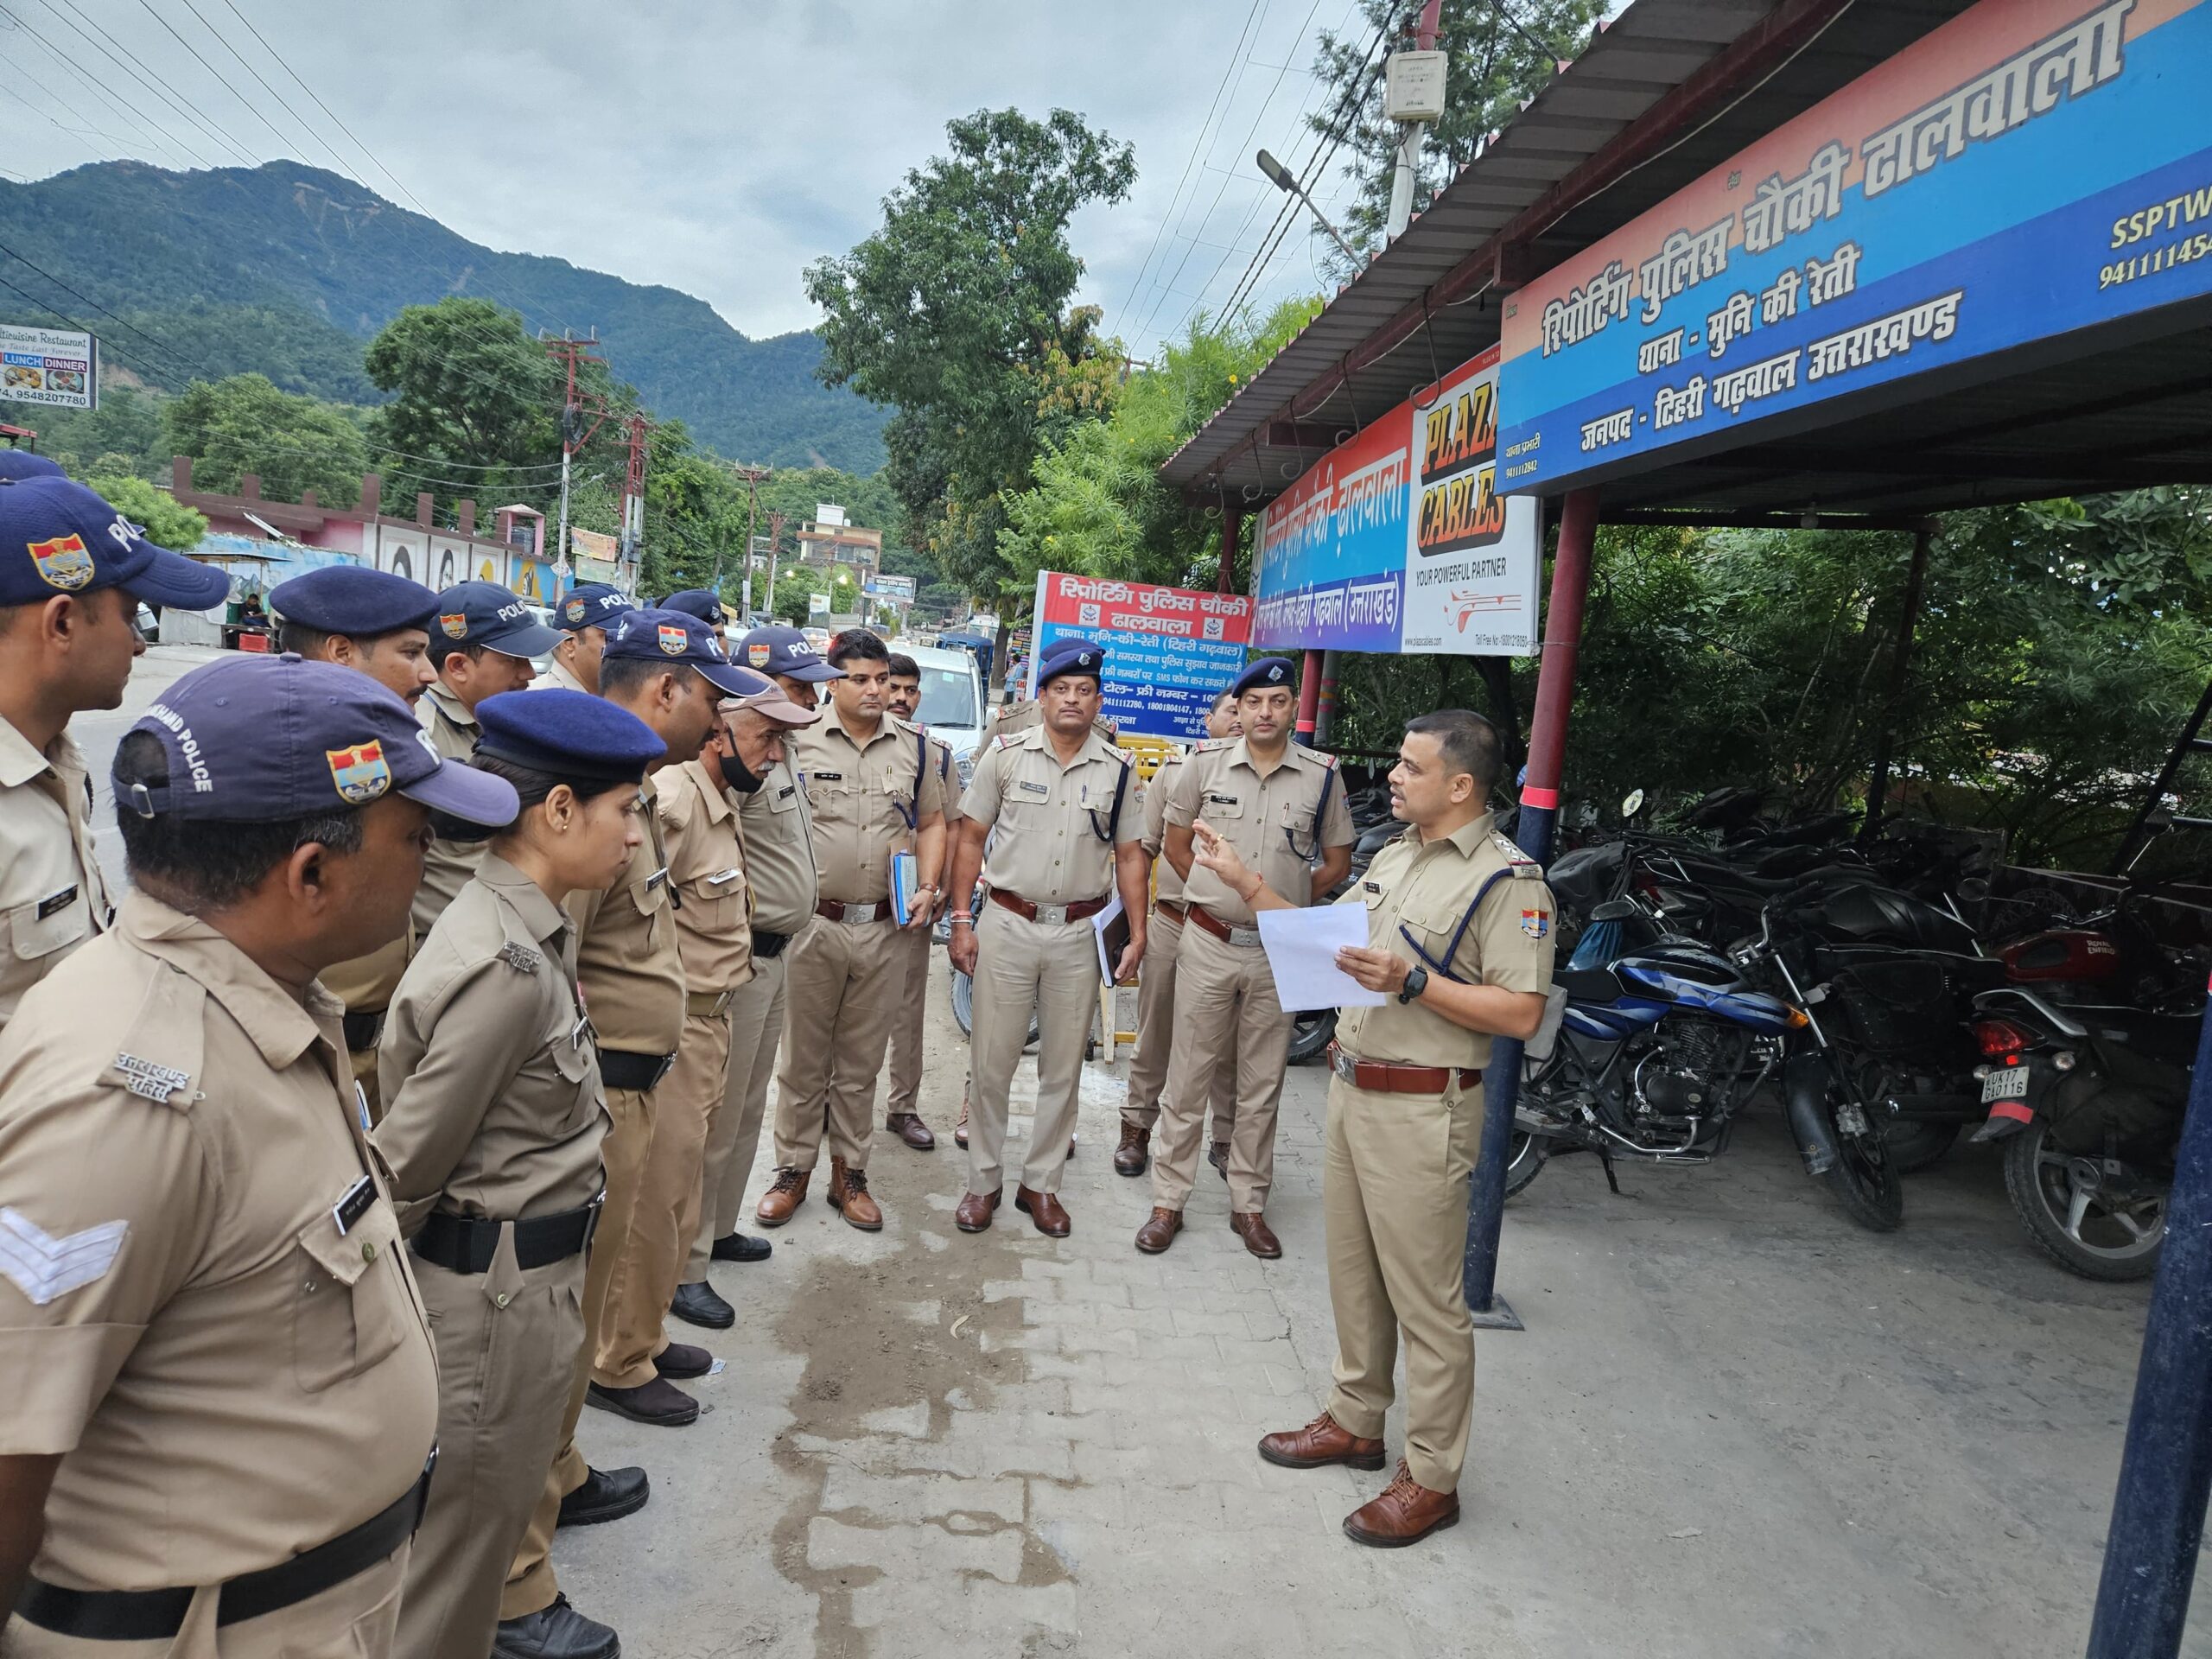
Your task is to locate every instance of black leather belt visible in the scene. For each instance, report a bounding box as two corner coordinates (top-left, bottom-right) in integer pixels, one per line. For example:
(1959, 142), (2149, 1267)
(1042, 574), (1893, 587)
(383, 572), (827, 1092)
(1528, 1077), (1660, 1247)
(751, 927), (791, 959)
(410, 1199), (601, 1274)
(16, 1452), (435, 1640)
(598, 1048), (676, 1092)
(341, 1009), (385, 1052)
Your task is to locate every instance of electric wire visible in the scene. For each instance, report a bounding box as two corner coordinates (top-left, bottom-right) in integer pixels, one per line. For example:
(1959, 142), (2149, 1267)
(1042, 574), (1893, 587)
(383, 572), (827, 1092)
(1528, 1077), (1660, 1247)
(41, 0), (263, 167)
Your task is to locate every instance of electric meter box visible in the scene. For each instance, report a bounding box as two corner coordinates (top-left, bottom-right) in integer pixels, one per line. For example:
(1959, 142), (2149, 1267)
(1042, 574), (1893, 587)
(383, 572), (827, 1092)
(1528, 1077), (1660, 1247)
(1384, 50), (1448, 123)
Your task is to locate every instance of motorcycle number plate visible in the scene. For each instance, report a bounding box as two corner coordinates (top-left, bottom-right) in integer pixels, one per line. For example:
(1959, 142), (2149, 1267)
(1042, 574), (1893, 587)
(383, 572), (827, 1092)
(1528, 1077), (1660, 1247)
(1980, 1065), (2031, 1103)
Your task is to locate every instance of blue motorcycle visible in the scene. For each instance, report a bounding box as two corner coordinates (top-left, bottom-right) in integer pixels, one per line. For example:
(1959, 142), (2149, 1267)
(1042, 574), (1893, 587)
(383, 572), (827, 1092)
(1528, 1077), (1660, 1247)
(1507, 902), (1907, 1231)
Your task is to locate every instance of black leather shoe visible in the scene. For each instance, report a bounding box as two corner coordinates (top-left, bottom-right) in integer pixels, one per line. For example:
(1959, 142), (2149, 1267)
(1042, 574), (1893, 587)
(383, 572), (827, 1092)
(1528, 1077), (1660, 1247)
(671, 1280), (734, 1330)
(587, 1376), (699, 1427)
(493, 1593), (620, 1659)
(711, 1231), (772, 1263)
(655, 1341), (712, 1381)
(557, 1465), (648, 1529)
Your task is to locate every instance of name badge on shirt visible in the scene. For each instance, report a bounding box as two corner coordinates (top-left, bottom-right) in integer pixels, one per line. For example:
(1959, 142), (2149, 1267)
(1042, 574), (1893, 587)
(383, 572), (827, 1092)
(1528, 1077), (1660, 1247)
(1205, 791), (1239, 807)
(35, 886), (77, 921)
(1016, 779), (1051, 797)
(777, 785), (797, 802)
(707, 868), (742, 887)
(644, 867), (670, 891)
(332, 1175), (376, 1236)
(813, 771), (844, 783)
(1363, 880), (1382, 894)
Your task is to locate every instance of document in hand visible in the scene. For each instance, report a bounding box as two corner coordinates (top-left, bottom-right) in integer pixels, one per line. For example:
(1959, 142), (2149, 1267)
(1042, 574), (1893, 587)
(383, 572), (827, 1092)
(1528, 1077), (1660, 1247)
(890, 850), (919, 926)
(1092, 893), (1130, 981)
(1256, 905), (1388, 1012)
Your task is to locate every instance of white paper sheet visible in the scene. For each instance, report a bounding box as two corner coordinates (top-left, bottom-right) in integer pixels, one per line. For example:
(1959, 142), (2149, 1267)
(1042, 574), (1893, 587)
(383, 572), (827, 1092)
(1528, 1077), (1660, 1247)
(1257, 905), (1388, 1012)
(1091, 892), (1126, 981)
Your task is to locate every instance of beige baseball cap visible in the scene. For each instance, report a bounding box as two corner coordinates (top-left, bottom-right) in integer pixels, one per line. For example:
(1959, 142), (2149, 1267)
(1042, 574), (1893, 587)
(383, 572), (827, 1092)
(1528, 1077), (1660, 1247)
(720, 683), (819, 726)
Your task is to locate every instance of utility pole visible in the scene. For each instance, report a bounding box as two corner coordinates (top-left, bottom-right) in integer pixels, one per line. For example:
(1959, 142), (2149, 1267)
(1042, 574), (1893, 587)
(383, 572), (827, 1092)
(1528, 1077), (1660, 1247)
(542, 329), (607, 588)
(765, 510), (785, 621)
(620, 413), (650, 594)
(735, 464), (771, 619)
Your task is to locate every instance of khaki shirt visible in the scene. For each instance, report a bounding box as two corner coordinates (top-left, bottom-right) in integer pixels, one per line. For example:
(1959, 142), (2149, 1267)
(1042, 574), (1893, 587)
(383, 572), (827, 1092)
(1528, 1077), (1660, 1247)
(537, 656), (590, 695)
(410, 682), (483, 939)
(658, 759), (755, 995)
(0, 893), (438, 1588)
(964, 725), (1140, 905)
(736, 755), (817, 935)
(374, 856), (607, 1233)
(1145, 752), (1188, 903)
(569, 773), (686, 1056)
(1167, 737), (1354, 925)
(0, 721), (111, 1034)
(321, 931), (413, 1027)
(791, 709), (945, 905)
(1333, 812), (1557, 1070)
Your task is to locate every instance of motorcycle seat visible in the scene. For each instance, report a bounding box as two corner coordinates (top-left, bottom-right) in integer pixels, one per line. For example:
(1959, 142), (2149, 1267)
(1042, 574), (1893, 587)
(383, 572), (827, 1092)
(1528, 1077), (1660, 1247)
(1554, 966), (1626, 1005)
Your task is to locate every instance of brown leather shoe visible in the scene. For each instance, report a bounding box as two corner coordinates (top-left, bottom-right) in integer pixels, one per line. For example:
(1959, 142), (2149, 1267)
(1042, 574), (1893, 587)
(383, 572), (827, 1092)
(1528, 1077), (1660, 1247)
(887, 1111), (936, 1151)
(1257, 1411), (1386, 1471)
(953, 1090), (969, 1149)
(1134, 1206), (1183, 1255)
(1209, 1140), (1230, 1179)
(586, 1376), (700, 1427)
(754, 1166), (808, 1228)
(1343, 1460), (1460, 1548)
(955, 1187), (1002, 1233)
(1014, 1186), (1070, 1237)
(1114, 1121), (1150, 1176)
(1230, 1211), (1281, 1259)
(827, 1156), (883, 1231)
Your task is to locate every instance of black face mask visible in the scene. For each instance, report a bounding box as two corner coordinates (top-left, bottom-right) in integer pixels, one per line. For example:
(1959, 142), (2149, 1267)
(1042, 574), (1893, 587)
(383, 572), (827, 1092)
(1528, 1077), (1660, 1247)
(722, 748), (766, 795)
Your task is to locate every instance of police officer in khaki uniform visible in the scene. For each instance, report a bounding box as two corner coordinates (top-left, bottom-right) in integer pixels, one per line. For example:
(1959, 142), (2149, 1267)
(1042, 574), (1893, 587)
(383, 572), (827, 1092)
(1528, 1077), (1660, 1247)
(757, 629), (946, 1233)
(1116, 688), (1242, 1178)
(375, 690), (663, 1659)
(1139, 657), (1353, 1260)
(880, 651), (962, 1153)
(540, 584), (634, 695)
(946, 637), (1146, 1236)
(413, 582), (560, 938)
(1240, 710), (1553, 1548)
(270, 565), (442, 1122)
(672, 626), (841, 1328)
(0, 653), (517, 1655)
(0, 474), (225, 1036)
(620, 681), (814, 1351)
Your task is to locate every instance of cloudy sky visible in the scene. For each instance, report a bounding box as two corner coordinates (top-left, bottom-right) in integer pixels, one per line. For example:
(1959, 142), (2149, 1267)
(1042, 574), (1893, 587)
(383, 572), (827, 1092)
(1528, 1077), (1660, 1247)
(1, 0), (1383, 357)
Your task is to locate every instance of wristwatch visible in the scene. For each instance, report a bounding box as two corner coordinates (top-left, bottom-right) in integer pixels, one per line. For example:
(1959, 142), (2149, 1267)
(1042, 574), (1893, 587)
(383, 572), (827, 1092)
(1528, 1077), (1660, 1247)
(1397, 965), (1429, 1005)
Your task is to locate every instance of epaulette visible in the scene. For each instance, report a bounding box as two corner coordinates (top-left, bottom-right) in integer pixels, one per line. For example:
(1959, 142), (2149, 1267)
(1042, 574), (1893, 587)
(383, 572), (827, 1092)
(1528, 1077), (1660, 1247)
(1304, 748), (1341, 771)
(993, 733), (1020, 751)
(1493, 830), (1542, 876)
(1192, 737), (1235, 753)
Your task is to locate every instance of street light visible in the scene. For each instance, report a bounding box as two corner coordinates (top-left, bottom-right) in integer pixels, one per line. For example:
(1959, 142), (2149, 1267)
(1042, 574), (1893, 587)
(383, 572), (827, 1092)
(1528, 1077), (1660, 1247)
(1255, 148), (1362, 266)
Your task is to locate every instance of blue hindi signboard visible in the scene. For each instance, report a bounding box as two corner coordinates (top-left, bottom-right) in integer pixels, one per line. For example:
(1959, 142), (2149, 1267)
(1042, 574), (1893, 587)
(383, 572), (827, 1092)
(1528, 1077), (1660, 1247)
(1496, 0), (2212, 493)
(1027, 571), (1254, 741)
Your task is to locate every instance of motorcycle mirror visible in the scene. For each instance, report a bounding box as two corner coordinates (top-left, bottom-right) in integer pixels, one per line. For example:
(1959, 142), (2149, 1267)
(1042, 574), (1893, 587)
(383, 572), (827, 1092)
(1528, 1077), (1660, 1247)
(1589, 899), (1641, 922)
(1622, 788), (1646, 819)
(1957, 876), (1990, 901)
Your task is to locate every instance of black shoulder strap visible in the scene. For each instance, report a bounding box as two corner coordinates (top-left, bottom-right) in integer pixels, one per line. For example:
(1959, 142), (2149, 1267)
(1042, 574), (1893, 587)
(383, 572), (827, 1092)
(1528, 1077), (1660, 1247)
(1312, 764), (1337, 847)
(916, 727), (929, 799)
(1400, 865), (1517, 984)
(1108, 756), (1131, 840)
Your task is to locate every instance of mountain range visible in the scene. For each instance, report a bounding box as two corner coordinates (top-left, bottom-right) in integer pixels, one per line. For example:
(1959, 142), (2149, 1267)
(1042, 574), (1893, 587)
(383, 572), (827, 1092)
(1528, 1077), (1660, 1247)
(0, 161), (887, 471)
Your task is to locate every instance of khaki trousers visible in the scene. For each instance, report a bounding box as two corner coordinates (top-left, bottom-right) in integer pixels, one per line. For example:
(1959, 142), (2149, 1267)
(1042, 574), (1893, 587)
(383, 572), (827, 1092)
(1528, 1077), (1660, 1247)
(883, 924), (936, 1118)
(1152, 922), (1294, 1214)
(965, 903), (1097, 1196)
(1122, 905), (1237, 1143)
(501, 1083), (653, 1621)
(594, 1011), (728, 1389)
(1323, 1072), (1482, 1493)
(1, 1547), (408, 1658)
(687, 948), (790, 1281)
(772, 915), (901, 1173)
(397, 1243), (585, 1659)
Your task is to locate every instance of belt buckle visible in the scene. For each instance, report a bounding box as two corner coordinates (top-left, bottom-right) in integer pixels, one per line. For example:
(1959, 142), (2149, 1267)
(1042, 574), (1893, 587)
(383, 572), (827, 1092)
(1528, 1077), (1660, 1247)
(1228, 924), (1262, 949)
(847, 901), (881, 925)
(1331, 1046), (1357, 1083)
(1033, 901), (1069, 925)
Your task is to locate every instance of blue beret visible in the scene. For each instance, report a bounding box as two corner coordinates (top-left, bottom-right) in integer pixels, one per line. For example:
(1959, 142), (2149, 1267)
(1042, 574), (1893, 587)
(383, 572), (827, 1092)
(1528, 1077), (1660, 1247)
(605, 607), (771, 699)
(659, 588), (728, 626)
(0, 475), (232, 611)
(269, 566), (439, 638)
(474, 687), (666, 783)
(556, 583), (633, 632)
(1039, 635), (1104, 686)
(1231, 657), (1296, 698)
(0, 450), (65, 482)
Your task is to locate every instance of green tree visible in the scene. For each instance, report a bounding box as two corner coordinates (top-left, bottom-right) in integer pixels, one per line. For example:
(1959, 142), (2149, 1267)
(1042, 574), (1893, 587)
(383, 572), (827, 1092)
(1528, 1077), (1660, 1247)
(804, 107), (1137, 615)
(1310, 0), (1610, 267)
(162, 374), (370, 505)
(86, 472), (207, 552)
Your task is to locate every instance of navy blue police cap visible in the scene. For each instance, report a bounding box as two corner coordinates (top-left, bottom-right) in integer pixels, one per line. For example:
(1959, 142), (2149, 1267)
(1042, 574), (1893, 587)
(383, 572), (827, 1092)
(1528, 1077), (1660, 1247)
(556, 583), (633, 632)
(1231, 656), (1297, 698)
(1038, 635), (1105, 687)
(604, 607), (774, 700)
(429, 579), (560, 659)
(0, 474), (232, 611)
(737, 623), (843, 683)
(474, 687), (667, 784)
(0, 450), (66, 482)
(269, 565), (440, 639)
(117, 653), (518, 826)
(659, 588), (728, 627)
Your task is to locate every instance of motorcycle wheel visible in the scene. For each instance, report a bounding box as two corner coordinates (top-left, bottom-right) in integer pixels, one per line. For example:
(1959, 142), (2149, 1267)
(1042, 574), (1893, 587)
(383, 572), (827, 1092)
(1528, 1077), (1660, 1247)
(1820, 1079), (1905, 1232)
(1885, 1122), (1961, 1175)
(2001, 1118), (2166, 1281)
(1287, 1008), (1337, 1065)
(950, 968), (1041, 1048)
(1503, 1130), (1549, 1198)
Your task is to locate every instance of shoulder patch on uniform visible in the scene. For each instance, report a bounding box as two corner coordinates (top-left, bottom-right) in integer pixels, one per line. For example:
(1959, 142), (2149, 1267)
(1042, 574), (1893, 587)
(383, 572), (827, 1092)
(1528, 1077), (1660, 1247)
(111, 1052), (193, 1103)
(498, 940), (542, 975)
(1492, 830), (1541, 874)
(0, 1208), (127, 1306)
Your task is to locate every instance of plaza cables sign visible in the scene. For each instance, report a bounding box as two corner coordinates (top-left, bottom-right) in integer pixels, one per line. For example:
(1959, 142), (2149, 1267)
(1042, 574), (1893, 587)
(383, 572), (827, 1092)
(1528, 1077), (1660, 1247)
(1027, 571), (1253, 741)
(1251, 344), (1541, 657)
(1495, 0), (2212, 493)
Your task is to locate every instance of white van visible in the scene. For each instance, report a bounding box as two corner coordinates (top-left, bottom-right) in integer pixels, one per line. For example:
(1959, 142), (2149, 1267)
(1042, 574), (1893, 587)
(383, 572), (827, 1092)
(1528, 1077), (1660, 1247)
(899, 642), (988, 784)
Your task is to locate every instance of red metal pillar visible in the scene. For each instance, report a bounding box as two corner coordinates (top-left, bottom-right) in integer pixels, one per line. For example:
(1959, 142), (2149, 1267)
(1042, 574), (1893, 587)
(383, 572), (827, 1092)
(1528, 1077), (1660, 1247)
(1295, 649), (1324, 744)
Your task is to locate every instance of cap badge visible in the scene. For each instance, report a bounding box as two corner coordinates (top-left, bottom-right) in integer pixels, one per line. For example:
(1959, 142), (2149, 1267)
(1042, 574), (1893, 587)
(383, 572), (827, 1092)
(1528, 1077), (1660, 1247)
(657, 623), (687, 657)
(1267, 664), (1284, 682)
(563, 597), (586, 623)
(439, 612), (468, 640)
(27, 533), (94, 591)
(327, 741), (392, 805)
(747, 642), (772, 667)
